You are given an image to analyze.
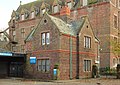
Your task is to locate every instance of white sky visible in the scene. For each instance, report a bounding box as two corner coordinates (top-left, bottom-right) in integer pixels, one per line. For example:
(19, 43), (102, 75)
(0, 0), (35, 31)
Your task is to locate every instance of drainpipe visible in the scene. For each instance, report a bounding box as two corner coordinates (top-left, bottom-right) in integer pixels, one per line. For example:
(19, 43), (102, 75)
(76, 34), (79, 79)
(70, 35), (72, 80)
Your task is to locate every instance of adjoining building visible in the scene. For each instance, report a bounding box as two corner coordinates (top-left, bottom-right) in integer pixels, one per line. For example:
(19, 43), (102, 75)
(0, 51), (26, 78)
(0, 28), (26, 78)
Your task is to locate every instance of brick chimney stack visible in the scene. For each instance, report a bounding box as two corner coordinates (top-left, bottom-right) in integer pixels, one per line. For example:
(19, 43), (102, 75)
(60, 5), (70, 23)
(60, 5), (70, 16)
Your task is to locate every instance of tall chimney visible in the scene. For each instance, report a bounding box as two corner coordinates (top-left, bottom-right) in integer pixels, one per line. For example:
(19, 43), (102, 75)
(60, 5), (70, 23)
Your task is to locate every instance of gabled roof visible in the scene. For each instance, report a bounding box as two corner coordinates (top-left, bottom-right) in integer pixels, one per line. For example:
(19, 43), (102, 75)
(47, 13), (75, 36)
(25, 12), (86, 42)
(25, 28), (36, 42)
(68, 17), (85, 35)
(25, 12), (74, 42)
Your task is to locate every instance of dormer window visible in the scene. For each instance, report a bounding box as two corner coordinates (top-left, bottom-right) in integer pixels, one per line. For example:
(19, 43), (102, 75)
(25, 12), (29, 19)
(67, 1), (72, 9)
(35, 8), (39, 16)
(83, 0), (88, 6)
(16, 15), (19, 21)
(42, 8), (46, 15)
(31, 11), (35, 19)
(53, 5), (59, 13)
(21, 14), (25, 20)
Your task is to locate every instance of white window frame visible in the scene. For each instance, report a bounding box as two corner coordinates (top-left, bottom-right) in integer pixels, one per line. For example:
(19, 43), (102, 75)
(67, 1), (72, 9)
(42, 33), (45, 45)
(53, 5), (59, 13)
(38, 59), (50, 72)
(84, 36), (91, 48)
(42, 8), (46, 15)
(21, 14), (25, 20)
(83, 0), (88, 6)
(41, 32), (50, 45)
(31, 11), (35, 19)
(84, 60), (91, 72)
(46, 32), (50, 44)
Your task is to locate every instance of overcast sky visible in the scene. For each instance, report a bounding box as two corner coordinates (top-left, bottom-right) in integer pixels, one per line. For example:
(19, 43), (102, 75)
(0, 0), (35, 31)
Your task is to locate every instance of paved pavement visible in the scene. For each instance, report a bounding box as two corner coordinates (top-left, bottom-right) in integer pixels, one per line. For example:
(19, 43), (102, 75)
(0, 78), (120, 85)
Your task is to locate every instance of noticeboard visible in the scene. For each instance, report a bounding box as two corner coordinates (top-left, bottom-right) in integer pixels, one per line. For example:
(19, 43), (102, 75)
(30, 57), (36, 64)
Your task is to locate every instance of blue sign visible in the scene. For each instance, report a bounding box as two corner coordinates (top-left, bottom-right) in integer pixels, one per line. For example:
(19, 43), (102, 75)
(0, 52), (12, 56)
(53, 69), (57, 75)
(30, 57), (36, 64)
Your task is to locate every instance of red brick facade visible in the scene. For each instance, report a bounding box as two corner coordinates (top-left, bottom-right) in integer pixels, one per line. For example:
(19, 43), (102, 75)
(8, 0), (120, 79)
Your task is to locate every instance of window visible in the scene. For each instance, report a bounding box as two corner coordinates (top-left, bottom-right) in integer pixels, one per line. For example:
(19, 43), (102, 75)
(21, 28), (25, 38)
(114, 15), (117, 28)
(35, 8), (39, 16)
(67, 1), (72, 9)
(84, 36), (91, 48)
(46, 32), (50, 44)
(84, 60), (91, 72)
(41, 32), (50, 45)
(31, 11), (35, 19)
(21, 14), (25, 20)
(12, 46), (16, 52)
(53, 5), (59, 13)
(25, 13), (29, 19)
(83, 0), (88, 6)
(38, 59), (50, 72)
(42, 8), (46, 15)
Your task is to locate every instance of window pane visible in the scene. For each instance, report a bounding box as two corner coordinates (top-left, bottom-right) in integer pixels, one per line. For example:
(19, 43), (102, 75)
(46, 33), (50, 44)
(46, 60), (50, 71)
(84, 37), (86, 47)
(89, 38), (91, 48)
(21, 14), (24, 20)
(42, 9), (46, 15)
(38, 60), (42, 71)
(83, 0), (87, 6)
(84, 60), (91, 72)
(84, 36), (91, 48)
(84, 60), (86, 71)
(31, 11), (35, 19)
(67, 2), (72, 9)
(53, 5), (59, 13)
(42, 60), (45, 72)
(88, 60), (91, 71)
(42, 33), (45, 45)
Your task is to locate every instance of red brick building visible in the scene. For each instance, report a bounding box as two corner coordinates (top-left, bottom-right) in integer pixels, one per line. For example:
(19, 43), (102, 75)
(8, 0), (120, 79)
(24, 12), (99, 79)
